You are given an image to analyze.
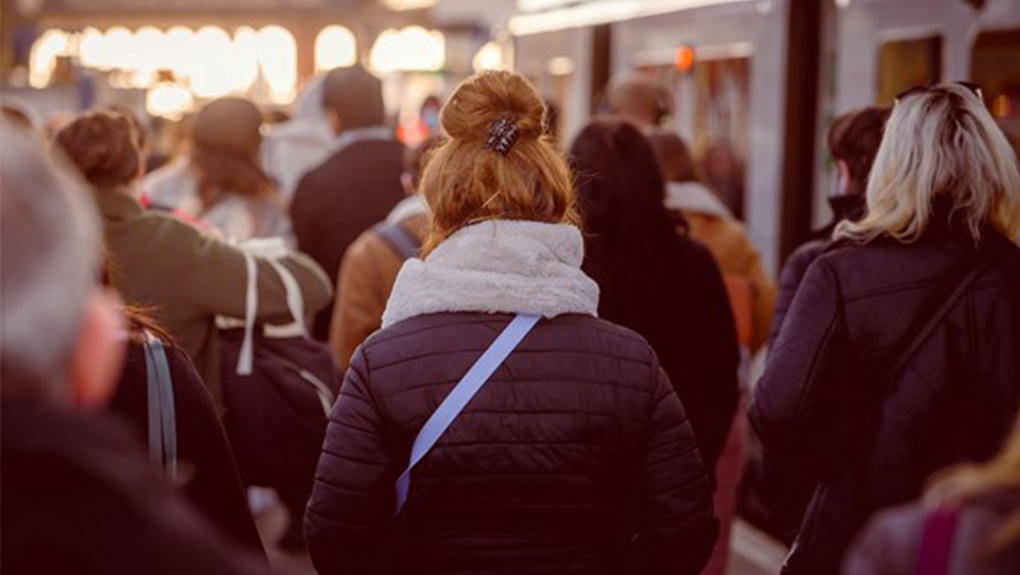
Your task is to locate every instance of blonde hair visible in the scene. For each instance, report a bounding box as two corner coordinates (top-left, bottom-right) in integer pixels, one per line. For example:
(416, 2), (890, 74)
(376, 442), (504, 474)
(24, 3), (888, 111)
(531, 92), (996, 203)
(926, 414), (1020, 551)
(835, 83), (1020, 245)
(419, 71), (577, 254)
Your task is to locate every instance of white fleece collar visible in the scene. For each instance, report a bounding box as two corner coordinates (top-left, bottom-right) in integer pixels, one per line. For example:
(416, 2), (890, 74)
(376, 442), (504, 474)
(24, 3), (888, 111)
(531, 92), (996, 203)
(382, 220), (600, 327)
(665, 181), (732, 219)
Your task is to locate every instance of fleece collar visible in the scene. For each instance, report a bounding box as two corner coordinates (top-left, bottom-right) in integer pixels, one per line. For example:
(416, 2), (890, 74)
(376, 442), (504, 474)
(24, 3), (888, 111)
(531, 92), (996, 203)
(382, 220), (600, 327)
(664, 181), (732, 219)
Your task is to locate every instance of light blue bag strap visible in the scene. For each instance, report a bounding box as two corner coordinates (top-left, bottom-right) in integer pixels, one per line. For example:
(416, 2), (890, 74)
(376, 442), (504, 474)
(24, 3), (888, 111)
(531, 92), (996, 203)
(144, 335), (178, 482)
(394, 314), (540, 515)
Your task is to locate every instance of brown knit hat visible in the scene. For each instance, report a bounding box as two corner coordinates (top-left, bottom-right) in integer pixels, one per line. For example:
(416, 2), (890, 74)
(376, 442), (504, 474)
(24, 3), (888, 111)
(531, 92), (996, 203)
(192, 97), (263, 157)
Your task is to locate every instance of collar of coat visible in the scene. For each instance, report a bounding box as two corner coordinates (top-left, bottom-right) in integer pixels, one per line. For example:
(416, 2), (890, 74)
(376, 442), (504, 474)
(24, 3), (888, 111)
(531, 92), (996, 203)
(94, 187), (144, 222)
(664, 181), (732, 220)
(382, 220), (600, 327)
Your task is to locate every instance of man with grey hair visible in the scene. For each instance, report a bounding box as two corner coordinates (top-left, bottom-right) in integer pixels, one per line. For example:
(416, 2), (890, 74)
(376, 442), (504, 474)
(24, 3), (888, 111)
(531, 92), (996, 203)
(604, 72), (675, 131)
(0, 120), (122, 404)
(0, 122), (273, 575)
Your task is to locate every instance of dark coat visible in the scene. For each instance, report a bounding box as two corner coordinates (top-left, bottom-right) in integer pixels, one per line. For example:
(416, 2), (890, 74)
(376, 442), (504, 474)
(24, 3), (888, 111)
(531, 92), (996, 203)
(583, 235), (740, 470)
(769, 194), (866, 350)
(750, 224), (1020, 575)
(768, 238), (826, 351)
(0, 401), (273, 575)
(843, 490), (1020, 575)
(290, 138), (405, 340)
(305, 313), (718, 575)
(107, 341), (263, 554)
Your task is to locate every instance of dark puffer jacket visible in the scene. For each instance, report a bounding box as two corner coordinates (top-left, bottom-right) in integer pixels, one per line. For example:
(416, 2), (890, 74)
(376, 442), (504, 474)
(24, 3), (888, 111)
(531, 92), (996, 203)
(750, 223), (1020, 575)
(306, 313), (718, 575)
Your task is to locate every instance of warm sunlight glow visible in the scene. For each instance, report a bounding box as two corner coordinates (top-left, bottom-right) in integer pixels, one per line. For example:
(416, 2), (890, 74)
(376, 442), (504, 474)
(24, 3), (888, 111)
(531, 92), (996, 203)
(315, 25), (358, 72)
(369, 27), (445, 74)
(147, 83), (194, 119)
(29, 29), (72, 88)
(255, 26), (298, 104)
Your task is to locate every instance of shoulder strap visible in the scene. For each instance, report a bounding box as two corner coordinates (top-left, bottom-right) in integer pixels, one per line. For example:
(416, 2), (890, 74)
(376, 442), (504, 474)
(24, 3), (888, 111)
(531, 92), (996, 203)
(144, 334), (178, 481)
(236, 252), (259, 375)
(914, 504), (961, 575)
(879, 258), (989, 389)
(374, 221), (421, 262)
(394, 314), (540, 514)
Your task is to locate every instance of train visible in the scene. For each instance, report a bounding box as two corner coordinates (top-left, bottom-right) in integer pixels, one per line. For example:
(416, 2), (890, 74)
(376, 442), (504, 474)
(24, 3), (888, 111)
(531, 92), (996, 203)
(511, 0), (1020, 274)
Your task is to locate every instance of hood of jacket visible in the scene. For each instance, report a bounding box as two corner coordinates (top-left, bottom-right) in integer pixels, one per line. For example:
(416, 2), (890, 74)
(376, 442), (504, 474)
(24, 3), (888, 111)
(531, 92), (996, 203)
(665, 181), (733, 220)
(382, 220), (600, 327)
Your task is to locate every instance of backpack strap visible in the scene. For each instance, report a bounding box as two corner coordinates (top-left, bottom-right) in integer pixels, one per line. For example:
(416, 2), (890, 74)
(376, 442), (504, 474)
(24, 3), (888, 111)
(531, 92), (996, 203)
(914, 504), (961, 575)
(374, 221), (421, 262)
(144, 334), (177, 481)
(394, 314), (541, 514)
(877, 257), (990, 390)
(236, 252), (259, 375)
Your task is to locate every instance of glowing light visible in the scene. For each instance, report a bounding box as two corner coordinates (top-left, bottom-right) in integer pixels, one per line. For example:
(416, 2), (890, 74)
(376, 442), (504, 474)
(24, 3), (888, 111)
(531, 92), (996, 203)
(315, 25), (358, 72)
(675, 46), (694, 72)
(993, 94), (1013, 118)
(232, 26), (263, 95)
(255, 26), (298, 104)
(473, 41), (505, 72)
(191, 26), (239, 98)
(29, 23), (299, 112)
(78, 27), (105, 69)
(103, 27), (134, 70)
(147, 83), (194, 119)
(29, 29), (72, 88)
(546, 56), (575, 76)
(370, 27), (445, 74)
(381, 0), (437, 10)
(165, 26), (197, 78)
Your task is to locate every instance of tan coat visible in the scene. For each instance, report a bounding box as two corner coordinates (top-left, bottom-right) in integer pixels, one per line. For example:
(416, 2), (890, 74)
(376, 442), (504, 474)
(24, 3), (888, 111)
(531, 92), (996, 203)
(97, 188), (332, 406)
(683, 213), (776, 354)
(329, 214), (428, 371)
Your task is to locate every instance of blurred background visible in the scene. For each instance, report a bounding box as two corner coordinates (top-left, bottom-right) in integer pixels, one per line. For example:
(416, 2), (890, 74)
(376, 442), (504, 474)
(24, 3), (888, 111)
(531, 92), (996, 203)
(1, 0), (1017, 276)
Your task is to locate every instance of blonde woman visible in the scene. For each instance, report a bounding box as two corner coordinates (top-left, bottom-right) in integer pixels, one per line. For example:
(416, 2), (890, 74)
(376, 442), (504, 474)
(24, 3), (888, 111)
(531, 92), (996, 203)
(844, 413), (1020, 574)
(750, 82), (1020, 575)
(304, 71), (717, 575)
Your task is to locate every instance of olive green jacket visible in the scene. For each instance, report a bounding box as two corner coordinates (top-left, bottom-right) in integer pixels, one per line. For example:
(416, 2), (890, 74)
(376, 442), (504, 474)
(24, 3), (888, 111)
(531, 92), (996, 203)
(97, 188), (332, 408)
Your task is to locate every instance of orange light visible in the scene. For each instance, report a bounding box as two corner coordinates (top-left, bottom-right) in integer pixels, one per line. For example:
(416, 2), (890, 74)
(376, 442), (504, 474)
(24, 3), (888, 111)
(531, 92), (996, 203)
(992, 94), (1012, 118)
(675, 46), (694, 73)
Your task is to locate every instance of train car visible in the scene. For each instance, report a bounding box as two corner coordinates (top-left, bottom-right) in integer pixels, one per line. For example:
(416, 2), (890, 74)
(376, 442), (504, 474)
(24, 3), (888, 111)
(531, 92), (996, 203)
(510, 0), (1020, 275)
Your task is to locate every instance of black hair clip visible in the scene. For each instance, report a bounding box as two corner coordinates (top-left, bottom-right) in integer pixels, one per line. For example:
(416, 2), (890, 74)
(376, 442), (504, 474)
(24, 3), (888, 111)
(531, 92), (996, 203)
(484, 118), (520, 156)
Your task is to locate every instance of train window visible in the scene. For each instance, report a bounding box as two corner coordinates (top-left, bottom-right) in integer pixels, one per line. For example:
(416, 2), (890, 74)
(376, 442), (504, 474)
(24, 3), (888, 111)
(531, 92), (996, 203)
(694, 57), (750, 221)
(876, 36), (943, 106)
(971, 28), (1020, 127)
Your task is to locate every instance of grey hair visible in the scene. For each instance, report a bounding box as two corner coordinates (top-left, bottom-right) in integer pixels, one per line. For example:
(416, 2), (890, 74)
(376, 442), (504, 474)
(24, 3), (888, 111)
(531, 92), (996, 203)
(0, 121), (102, 400)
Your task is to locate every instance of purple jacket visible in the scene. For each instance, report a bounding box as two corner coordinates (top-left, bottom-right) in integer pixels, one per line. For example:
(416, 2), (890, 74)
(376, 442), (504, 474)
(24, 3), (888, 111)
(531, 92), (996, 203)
(843, 490), (1020, 575)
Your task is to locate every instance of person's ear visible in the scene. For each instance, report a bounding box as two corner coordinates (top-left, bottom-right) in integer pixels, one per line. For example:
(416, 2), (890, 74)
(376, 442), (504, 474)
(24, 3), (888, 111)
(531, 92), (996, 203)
(837, 160), (852, 191)
(68, 290), (126, 407)
(400, 173), (416, 196)
(326, 109), (343, 135)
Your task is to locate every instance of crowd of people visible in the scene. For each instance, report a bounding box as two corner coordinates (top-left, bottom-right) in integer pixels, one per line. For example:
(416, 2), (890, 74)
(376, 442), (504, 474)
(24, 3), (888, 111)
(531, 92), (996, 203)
(1, 63), (1019, 575)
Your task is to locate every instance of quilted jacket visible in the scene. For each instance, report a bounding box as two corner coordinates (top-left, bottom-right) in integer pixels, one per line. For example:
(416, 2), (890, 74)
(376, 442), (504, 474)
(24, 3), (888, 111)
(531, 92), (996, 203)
(750, 223), (1020, 575)
(305, 312), (718, 575)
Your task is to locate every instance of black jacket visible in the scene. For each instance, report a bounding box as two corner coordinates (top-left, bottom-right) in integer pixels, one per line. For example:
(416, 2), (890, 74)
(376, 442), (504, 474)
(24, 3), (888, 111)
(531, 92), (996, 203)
(750, 224), (1020, 575)
(1, 401), (272, 575)
(305, 313), (717, 575)
(769, 194), (867, 349)
(583, 235), (740, 470)
(106, 342), (263, 554)
(291, 137), (405, 340)
(768, 238), (826, 351)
